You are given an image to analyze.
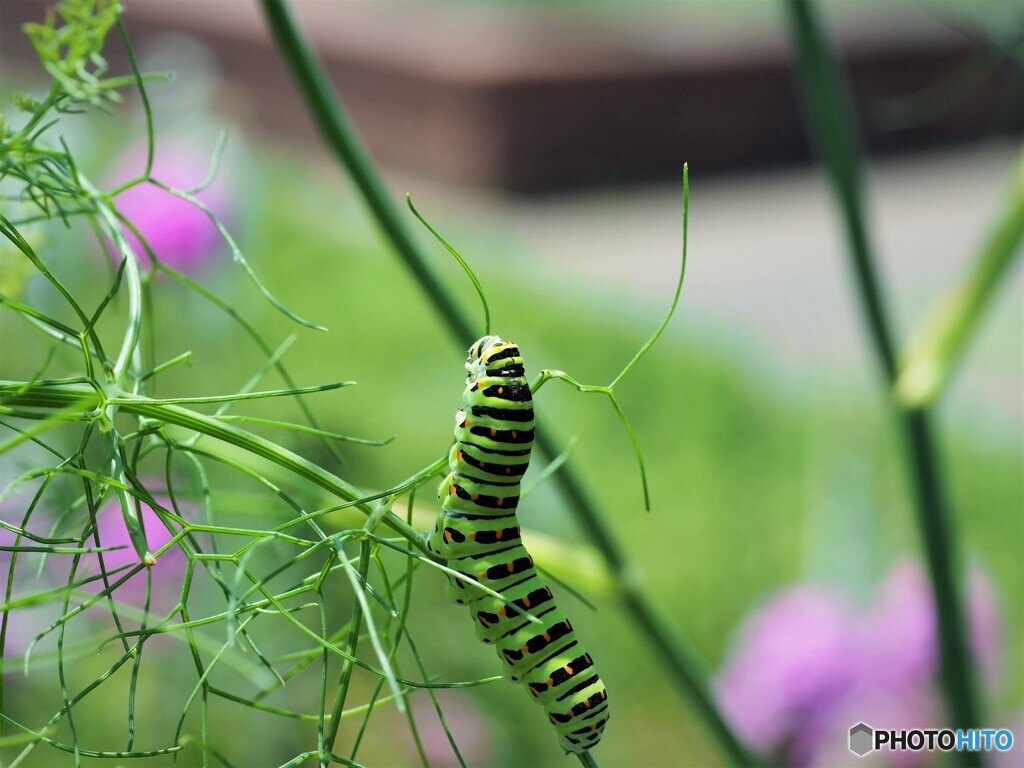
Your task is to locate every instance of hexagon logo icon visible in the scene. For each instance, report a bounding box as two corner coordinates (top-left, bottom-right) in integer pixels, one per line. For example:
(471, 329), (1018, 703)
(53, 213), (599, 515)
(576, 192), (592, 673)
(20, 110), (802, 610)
(849, 722), (874, 757)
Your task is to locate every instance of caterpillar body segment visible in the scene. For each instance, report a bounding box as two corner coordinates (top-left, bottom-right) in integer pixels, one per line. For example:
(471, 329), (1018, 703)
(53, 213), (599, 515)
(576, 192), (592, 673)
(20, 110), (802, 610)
(428, 335), (608, 754)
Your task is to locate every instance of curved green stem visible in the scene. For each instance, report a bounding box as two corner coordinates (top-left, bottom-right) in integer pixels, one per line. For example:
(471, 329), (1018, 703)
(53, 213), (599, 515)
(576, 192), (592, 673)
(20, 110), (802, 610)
(609, 167), (689, 389)
(407, 194), (491, 336)
(82, 184), (142, 381)
(533, 370), (649, 510)
(259, 0), (475, 343)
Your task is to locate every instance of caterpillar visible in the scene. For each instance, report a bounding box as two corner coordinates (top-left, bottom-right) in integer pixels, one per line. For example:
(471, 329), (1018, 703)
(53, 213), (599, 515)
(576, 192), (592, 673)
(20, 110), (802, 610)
(428, 335), (609, 753)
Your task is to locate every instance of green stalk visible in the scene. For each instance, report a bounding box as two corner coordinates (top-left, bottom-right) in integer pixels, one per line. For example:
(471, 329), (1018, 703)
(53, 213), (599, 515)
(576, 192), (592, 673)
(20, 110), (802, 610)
(322, 540), (370, 766)
(258, 0), (474, 343)
(80, 172), (149, 561)
(258, 2), (761, 764)
(0, 381), (425, 553)
(896, 153), (1024, 408)
(783, 0), (981, 747)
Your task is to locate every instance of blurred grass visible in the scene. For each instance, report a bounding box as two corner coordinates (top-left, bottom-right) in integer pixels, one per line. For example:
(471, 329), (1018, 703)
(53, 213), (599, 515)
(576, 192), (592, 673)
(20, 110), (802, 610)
(1, 148), (1021, 766)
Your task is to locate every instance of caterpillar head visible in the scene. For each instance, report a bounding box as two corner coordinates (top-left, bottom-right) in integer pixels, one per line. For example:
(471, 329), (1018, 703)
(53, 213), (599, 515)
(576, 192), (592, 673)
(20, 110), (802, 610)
(465, 335), (505, 377)
(468, 335), (503, 370)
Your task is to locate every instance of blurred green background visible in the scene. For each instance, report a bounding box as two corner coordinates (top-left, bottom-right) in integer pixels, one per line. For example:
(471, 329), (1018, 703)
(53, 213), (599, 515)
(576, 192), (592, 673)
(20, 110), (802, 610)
(1, 1), (1021, 767)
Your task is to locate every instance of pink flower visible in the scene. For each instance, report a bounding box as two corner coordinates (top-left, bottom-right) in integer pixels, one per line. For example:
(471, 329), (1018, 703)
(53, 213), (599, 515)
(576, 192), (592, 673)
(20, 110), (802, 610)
(715, 558), (1004, 767)
(105, 140), (231, 273)
(966, 566), (1004, 692)
(84, 496), (186, 615)
(407, 690), (493, 767)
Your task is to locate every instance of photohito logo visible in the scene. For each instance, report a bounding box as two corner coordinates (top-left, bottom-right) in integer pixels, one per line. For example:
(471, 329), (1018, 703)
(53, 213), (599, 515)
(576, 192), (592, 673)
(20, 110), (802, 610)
(849, 723), (1014, 757)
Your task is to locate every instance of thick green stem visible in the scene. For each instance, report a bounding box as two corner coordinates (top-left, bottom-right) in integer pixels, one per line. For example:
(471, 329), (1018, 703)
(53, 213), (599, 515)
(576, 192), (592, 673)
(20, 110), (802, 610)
(259, 1), (760, 764)
(0, 381), (426, 554)
(258, 0), (475, 344)
(783, 0), (981, 746)
(538, 438), (760, 765)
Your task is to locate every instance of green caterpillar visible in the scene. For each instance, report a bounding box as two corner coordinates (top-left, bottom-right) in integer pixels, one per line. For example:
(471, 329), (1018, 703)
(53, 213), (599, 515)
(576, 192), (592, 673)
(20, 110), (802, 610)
(428, 335), (609, 753)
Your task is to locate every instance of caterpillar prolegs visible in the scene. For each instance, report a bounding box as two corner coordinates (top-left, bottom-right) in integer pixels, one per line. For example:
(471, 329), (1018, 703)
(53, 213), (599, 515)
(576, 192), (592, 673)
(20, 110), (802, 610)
(428, 336), (609, 753)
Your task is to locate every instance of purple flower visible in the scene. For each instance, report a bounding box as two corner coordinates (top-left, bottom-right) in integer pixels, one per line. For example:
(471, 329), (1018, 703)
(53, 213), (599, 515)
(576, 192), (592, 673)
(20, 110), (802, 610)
(861, 559), (1003, 694)
(806, 686), (939, 768)
(860, 560), (939, 690)
(715, 558), (1004, 767)
(715, 587), (860, 753)
(105, 140), (231, 274)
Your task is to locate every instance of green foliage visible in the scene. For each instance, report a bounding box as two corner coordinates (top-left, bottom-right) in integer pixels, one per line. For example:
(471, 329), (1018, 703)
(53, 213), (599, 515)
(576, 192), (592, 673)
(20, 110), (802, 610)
(10, 93), (45, 115)
(1, 3), (446, 765)
(1, 0), (138, 219)
(1, 2), (696, 765)
(22, 0), (122, 109)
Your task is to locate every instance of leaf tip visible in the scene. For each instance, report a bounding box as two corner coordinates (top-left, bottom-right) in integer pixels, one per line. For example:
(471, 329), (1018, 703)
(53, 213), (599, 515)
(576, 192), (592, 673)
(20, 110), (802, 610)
(893, 358), (938, 411)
